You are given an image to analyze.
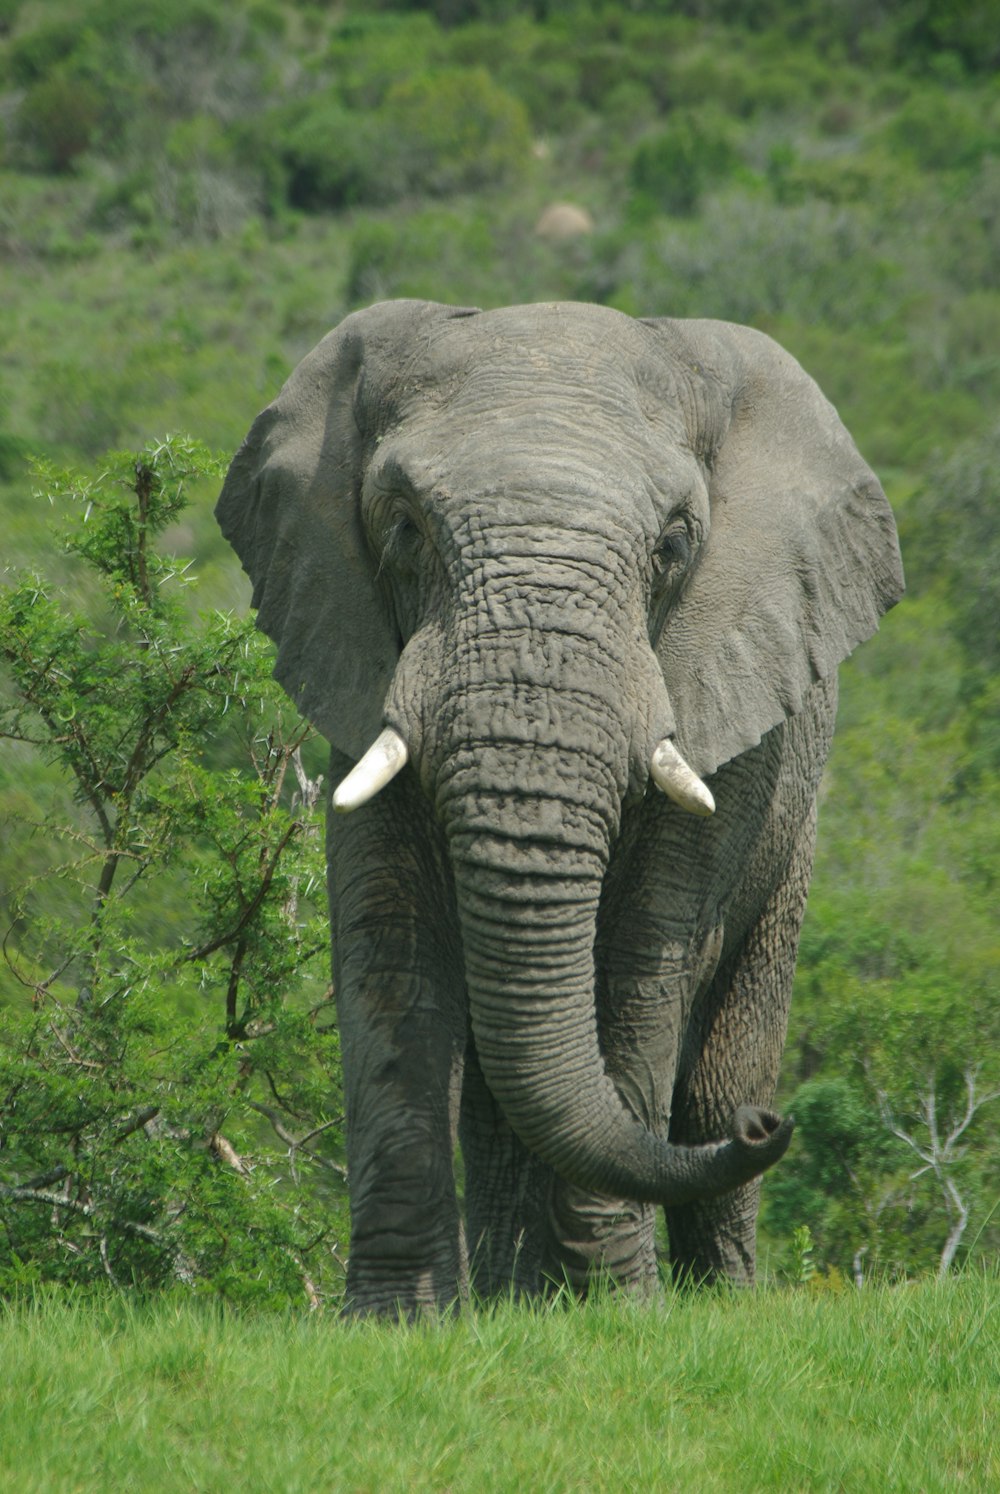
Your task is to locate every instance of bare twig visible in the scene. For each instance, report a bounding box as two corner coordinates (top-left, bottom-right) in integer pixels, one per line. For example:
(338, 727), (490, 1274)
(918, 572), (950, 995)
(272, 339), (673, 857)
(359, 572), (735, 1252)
(288, 1250), (321, 1311)
(307, 984), (336, 1019)
(291, 748), (323, 813)
(264, 1069), (305, 1119)
(298, 1116), (345, 1149)
(99, 1234), (120, 1289)
(0, 1184), (92, 1212)
(246, 1100), (346, 1181)
(284, 746), (323, 926)
(2, 923), (75, 1006)
(48, 1023), (104, 1069)
(224, 937), (248, 1034)
(879, 1066), (1000, 1277)
(24, 1165), (70, 1190)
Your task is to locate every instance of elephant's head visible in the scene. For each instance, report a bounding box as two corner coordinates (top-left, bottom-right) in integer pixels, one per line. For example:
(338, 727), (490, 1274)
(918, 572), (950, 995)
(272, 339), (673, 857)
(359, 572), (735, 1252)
(217, 300), (903, 1206)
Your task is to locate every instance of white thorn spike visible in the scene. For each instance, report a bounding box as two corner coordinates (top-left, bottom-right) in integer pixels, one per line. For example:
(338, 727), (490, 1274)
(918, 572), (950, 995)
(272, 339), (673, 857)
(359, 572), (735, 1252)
(332, 728), (409, 812)
(649, 738), (715, 817)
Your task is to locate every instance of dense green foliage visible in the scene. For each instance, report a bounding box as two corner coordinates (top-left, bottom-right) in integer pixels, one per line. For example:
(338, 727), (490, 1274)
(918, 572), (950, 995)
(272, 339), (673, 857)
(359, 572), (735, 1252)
(1, 1279), (998, 1489)
(1, 0), (998, 1296)
(0, 442), (347, 1302)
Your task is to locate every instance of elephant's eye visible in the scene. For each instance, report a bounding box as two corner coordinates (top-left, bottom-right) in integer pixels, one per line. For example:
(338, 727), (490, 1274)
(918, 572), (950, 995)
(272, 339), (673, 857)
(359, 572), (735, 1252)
(652, 525), (691, 577)
(380, 513), (421, 572)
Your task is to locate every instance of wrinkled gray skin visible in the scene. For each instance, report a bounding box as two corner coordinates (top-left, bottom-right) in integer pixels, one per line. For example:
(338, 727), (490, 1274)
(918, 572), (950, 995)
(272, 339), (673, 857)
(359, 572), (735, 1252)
(217, 301), (903, 1317)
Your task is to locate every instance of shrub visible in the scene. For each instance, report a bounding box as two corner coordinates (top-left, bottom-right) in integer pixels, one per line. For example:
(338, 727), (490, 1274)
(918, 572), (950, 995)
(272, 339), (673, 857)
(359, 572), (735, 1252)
(491, 53), (586, 134)
(884, 89), (1000, 173)
(620, 194), (903, 330)
(88, 0), (229, 51)
(629, 109), (739, 217)
(6, 20), (81, 85)
(346, 209), (494, 305)
(326, 12), (440, 112)
(949, 157), (1000, 291)
(0, 438), (345, 1303)
(16, 77), (104, 172)
(661, 41), (821, 119)
(263, 67), (532, 213)
(385, 67), (532, 195)
(156, 115), (262, 238)
(269, 97), (393, 212)
(0, 0), (21, 38)
(766, 144), (904, 207)
(576, 44), (642, 111)
(908, 424), (1000, 652)
(761, 1076), (893, 1277)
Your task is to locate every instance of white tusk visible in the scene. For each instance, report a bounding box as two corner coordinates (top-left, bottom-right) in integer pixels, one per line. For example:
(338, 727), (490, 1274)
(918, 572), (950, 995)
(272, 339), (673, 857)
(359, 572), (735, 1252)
(649, 738), (715, 817)
(332, 728), (409, 812)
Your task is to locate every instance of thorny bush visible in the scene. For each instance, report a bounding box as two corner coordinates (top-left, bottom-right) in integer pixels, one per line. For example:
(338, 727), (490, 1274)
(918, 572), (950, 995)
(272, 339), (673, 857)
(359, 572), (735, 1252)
(0, 438), (348, 1305)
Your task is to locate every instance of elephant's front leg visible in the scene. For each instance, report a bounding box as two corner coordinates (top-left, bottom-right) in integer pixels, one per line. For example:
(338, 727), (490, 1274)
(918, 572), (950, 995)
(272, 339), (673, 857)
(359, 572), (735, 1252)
(541, 957), (701, 1296)
(540, 966), (683, 1294)
(460, 1041), (553, 1300)
(327, 754), (467, 1319)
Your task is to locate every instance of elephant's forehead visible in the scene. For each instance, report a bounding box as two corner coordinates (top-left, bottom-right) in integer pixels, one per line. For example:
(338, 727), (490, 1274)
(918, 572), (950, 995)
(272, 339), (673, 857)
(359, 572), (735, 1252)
(433, 300), (644, 362)
(385, 302), (654, 412)
(375, 309), (693, 479)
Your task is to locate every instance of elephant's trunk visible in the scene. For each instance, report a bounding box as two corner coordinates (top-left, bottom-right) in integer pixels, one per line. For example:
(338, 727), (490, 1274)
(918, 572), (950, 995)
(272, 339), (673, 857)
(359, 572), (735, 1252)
(433, 692), (790, 1208)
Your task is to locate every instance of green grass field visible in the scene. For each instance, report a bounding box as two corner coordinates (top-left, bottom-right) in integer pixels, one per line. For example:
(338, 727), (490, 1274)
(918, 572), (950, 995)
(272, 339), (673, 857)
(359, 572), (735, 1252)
(2, 1277), (997, 1492)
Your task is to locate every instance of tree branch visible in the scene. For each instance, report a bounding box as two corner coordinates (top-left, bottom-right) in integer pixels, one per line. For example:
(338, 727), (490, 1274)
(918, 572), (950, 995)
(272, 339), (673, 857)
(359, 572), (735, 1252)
(183, 822), (299, 965)
(245, 1101), (346, 1180)
(879, 1066), (1000, 1276)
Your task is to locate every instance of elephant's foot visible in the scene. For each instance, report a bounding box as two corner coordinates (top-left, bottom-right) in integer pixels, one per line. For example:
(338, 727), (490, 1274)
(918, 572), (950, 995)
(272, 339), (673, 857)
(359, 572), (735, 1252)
(341, 1277), (464, 1321)
(466, 1218), (548, 1304)
(542, 1180), (659, 1296)
(341, 1146), (469, 1320)
(665, 1180), (761, 1287)
(342, 1240), (468, 1320)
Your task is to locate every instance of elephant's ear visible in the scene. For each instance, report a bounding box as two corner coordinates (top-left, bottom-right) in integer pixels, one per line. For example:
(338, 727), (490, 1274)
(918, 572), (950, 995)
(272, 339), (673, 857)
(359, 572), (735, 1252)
(644, 319), (904, 778)
(216, 299), (472, 759)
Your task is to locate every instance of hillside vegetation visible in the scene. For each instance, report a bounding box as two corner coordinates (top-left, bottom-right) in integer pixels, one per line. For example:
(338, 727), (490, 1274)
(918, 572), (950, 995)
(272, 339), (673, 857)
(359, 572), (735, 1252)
(1, 0), (998, 1297)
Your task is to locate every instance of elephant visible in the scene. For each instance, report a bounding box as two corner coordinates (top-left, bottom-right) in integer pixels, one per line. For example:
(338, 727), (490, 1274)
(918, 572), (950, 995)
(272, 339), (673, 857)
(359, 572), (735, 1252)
(216, 299), (903, 1317)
